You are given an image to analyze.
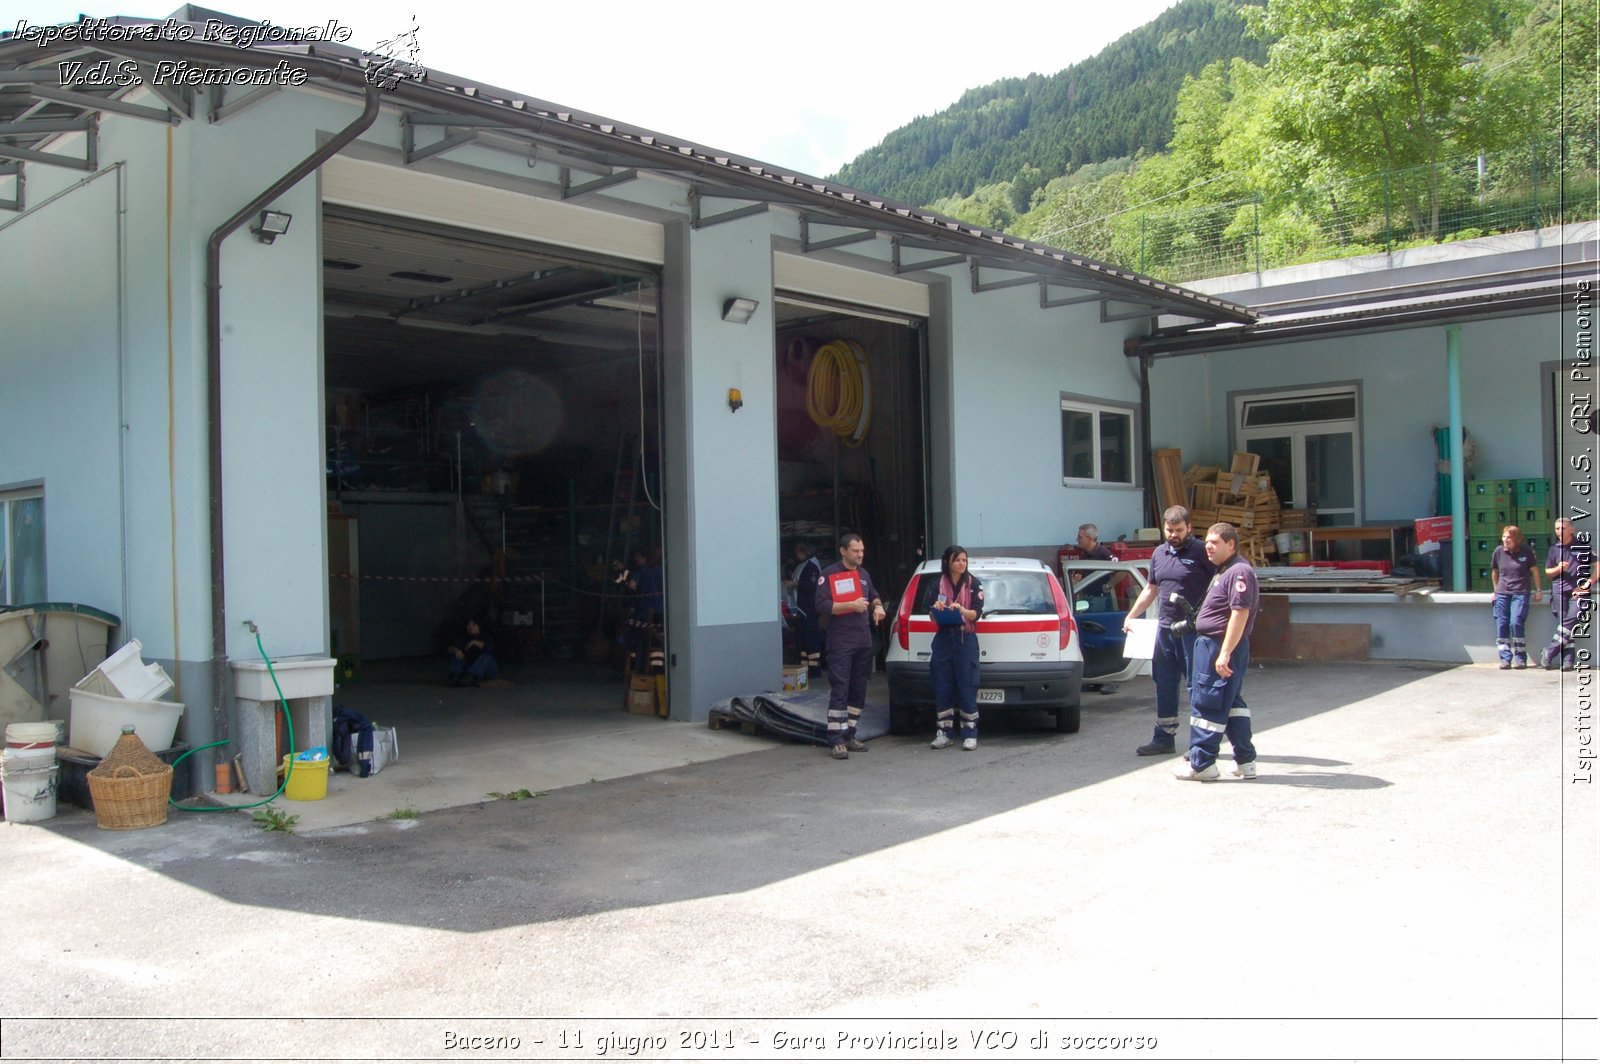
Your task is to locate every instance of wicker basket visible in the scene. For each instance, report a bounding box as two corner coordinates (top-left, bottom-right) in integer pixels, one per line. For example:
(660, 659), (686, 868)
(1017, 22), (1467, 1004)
(87, 727), (171, 830)
(87, 762), (172, 830)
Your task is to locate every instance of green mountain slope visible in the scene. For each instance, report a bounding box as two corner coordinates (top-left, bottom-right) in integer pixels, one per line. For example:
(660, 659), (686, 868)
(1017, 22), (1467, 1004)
(832, 0), (1267, 206)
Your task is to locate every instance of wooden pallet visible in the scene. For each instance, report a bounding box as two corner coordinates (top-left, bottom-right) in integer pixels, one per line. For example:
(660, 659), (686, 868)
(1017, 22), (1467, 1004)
(707, 707), (758, 734)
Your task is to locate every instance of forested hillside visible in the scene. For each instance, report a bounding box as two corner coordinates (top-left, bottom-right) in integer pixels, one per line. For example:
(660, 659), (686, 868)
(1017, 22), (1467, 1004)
(831, 0), (1267, 206)
(839, 0), (1597, 283)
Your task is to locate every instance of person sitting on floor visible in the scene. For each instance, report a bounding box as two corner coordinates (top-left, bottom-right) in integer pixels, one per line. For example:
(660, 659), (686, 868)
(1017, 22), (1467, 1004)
(446, 618), (498, 687)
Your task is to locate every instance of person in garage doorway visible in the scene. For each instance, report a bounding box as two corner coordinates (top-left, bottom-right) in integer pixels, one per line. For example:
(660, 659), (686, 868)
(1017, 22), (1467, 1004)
(446, 618), (498, 687)
(1122, 505), (1214, 756)
(785, 541), (824, 678)
(929, 544), (985, 751)
(814, 531), (885, 760)
(1174, 522), (1259, 782)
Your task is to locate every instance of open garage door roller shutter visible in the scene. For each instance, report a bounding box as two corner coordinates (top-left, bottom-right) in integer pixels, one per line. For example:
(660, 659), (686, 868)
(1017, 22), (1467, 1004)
(773, 252), (929, 320)
(323, 156), (663, 265)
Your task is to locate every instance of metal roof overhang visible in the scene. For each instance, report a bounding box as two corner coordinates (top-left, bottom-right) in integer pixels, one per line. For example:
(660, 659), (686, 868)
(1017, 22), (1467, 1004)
(1129, 265), (1595, 358)
(0, 18), (1254, 328)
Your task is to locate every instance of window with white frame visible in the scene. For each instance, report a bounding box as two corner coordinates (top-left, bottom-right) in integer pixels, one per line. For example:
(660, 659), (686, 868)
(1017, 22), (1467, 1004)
(1061, 397), (1136, 486)
(1, 488), (45, 606)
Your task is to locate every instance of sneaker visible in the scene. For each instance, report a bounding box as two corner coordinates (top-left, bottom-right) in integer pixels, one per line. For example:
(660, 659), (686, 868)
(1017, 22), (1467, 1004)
(829, 744), (849, 760)
(961, 737), (978, 751)
(845, 739), (869, 753)
(930, 732), (952, 750)
(1514, 658), (1528, 670)
(1231, 762), (1257, 779)
(1540, 646), (1558, 670)
(1136, 740), (1176, 756)
(1173, 761), (1221, 782)
(1497, 661), (1511, 670)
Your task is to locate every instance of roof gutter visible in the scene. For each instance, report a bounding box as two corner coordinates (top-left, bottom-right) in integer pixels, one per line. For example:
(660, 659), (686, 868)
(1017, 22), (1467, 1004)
(203, 82), (380, 755)
(0, 33), (1250, 325)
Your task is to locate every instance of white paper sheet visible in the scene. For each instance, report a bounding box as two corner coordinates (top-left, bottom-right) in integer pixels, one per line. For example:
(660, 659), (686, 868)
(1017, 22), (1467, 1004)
(1120, 617), (1159, 660)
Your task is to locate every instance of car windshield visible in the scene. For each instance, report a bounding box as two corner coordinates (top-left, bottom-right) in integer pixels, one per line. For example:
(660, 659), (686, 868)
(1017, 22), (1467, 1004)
(911, 569), (1056, 615)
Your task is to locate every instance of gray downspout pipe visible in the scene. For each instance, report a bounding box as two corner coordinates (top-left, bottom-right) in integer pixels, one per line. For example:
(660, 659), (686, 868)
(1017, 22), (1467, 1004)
(1138, 348), (1157, 529)
(204, 85), (381, 774)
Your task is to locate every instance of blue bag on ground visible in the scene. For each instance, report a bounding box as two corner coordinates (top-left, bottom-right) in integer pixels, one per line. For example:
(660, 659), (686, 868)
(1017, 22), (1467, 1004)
(332, 705), (376, 777)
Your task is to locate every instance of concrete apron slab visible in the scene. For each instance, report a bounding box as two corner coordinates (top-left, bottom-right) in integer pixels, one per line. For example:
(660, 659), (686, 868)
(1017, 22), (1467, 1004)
(202, 660), (776, 830)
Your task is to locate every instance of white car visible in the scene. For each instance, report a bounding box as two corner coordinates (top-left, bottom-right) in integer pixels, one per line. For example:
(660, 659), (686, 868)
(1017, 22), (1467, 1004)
(884, 556), (1150, 735)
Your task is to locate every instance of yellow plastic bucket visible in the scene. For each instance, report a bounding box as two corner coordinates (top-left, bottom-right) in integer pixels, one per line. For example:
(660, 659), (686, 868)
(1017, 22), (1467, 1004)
(280, 755), (329, 801)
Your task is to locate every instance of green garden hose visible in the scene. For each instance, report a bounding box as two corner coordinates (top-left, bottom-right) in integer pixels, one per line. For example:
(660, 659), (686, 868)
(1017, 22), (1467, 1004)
(168, 626), (297, 812)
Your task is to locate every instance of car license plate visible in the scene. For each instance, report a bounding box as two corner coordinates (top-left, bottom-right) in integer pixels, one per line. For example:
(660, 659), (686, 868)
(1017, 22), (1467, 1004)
(977, 688), (1005, 703)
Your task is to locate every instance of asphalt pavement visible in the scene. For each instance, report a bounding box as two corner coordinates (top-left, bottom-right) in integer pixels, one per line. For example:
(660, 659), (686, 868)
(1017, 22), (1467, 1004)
(1, 660), (1594, 1063)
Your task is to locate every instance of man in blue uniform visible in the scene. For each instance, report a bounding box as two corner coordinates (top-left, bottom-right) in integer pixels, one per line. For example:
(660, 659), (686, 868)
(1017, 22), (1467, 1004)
(1175, 522), (1259, 782)
(814, 532), (886, 760)
(1076, 523), (1115, 561)
(787, 542), (824, 677)
(1123, 506), (1214, 756)
(1540, 517), (1592, 670)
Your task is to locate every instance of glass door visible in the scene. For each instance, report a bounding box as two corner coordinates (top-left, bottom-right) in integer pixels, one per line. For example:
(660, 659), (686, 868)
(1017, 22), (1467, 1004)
(1237, 387), (1361, 526)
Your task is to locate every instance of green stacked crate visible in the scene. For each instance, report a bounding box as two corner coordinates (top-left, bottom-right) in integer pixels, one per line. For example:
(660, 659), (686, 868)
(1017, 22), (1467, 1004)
(1513, 478), (1551, 507)
(1471, 565), (1496, 592)
(1468, 508), (1509, 534)
(1517, 506), (1552, 527)
(1468, 479), (1513, 506)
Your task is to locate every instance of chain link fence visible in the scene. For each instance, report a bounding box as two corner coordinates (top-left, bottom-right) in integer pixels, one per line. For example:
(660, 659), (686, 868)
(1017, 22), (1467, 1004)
(1081, 144), (1596, 284)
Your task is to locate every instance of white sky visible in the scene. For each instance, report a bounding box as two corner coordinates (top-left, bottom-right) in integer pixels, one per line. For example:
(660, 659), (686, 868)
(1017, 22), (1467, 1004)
(11, 1), (1180, 177)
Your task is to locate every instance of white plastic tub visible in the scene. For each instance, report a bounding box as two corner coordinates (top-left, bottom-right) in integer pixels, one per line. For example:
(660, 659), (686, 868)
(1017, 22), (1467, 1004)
(68, 687), (184, 759)
(75, 638), (175, 702)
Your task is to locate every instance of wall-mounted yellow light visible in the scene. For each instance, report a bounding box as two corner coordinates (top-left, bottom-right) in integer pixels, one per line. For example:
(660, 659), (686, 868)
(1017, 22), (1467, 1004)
(727, 387), (744, 412)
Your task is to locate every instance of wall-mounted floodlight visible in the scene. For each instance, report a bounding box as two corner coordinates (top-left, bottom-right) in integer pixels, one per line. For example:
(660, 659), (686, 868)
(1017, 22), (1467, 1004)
(721, 296), (759, 324)
(251, 209), (293, 244)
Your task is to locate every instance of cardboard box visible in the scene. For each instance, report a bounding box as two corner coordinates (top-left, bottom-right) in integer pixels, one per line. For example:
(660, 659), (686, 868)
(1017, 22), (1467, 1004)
(783, 666), (809, 692)
(626, 672), (656, 715)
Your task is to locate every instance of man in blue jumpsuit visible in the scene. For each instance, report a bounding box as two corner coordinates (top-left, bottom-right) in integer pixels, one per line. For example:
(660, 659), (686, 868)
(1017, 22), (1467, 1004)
(1175, 522), (1259, 782)
(814, 532), (886, 760)
(788, 542), (824, 677)
(1123, 506), (1214, 756)
(1540, 517), (1592, 670)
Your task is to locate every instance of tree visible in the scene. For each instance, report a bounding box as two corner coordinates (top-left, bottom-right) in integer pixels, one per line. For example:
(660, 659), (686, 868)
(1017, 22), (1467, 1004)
(1247, 0), (1530, 237)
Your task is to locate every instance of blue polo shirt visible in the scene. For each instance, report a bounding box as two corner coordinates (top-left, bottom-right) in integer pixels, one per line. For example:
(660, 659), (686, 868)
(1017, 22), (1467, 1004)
(1491, 544), (1538, 595)
(1548, 541), (1591, 597)
(1149, 536), (1215, 626)
(816, 562), (881, 650)
(1194, 555), (1259, 639)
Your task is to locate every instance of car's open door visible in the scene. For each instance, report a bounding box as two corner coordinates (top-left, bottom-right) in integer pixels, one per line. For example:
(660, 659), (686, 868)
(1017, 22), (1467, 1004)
(1062, 559), (1152, 684)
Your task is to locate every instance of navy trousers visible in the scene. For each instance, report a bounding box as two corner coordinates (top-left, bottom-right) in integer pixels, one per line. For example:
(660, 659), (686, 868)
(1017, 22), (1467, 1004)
(930, 629), (980, 739)
(825, 645), (874, 745)
(1148, 625), (1196, 745)
(1186, 634), (1253, 771)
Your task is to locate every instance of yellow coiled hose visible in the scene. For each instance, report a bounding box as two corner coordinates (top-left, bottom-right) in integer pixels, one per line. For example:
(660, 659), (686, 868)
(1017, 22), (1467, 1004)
(806, 339), (872, 447)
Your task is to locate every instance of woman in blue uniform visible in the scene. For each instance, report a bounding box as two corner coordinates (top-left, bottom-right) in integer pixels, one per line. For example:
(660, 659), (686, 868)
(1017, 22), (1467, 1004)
(929, 545), (985, 751)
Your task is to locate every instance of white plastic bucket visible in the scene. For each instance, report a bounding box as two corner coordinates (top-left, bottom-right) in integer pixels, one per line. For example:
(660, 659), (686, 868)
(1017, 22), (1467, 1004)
(2, 749), (59, 822)
(1274, 532), (1293, 554)
(5, 721), (58, 753)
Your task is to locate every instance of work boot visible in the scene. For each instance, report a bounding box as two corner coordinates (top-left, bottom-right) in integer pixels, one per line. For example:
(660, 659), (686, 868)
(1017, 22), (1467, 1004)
(1136, 740), (1176, 756)
(830, 744), (849, 760)
(845, 739), (869, 753)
